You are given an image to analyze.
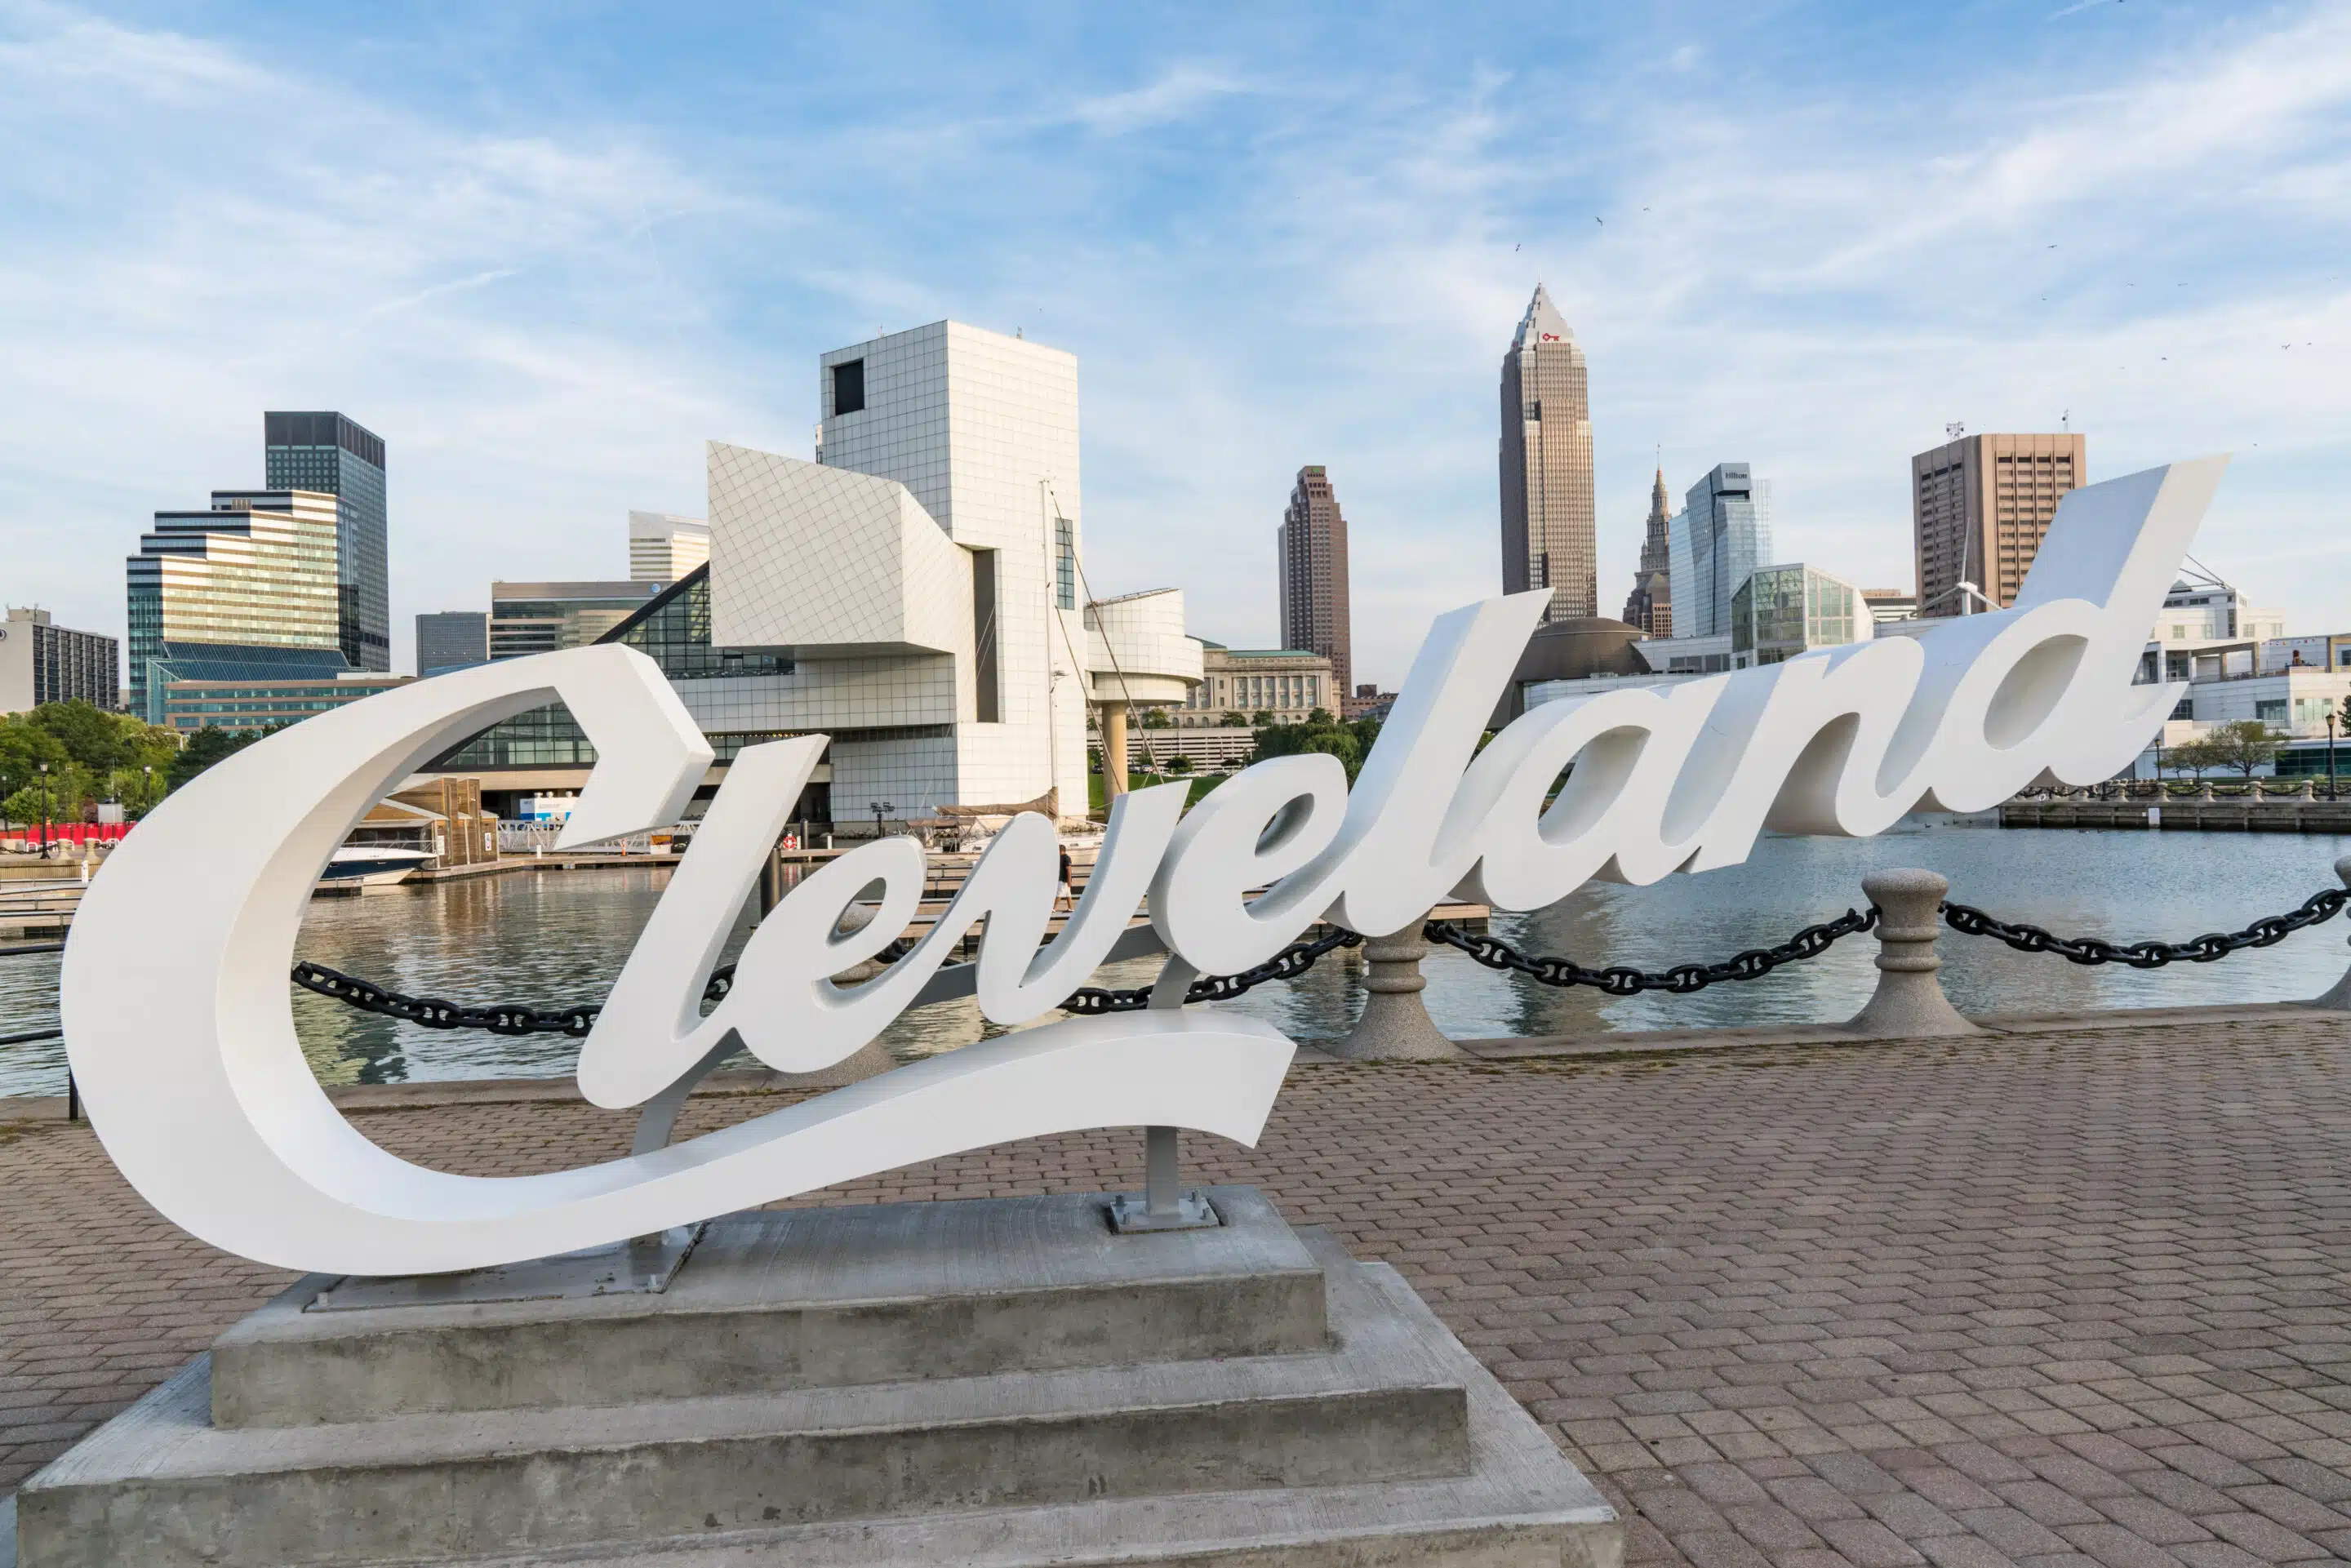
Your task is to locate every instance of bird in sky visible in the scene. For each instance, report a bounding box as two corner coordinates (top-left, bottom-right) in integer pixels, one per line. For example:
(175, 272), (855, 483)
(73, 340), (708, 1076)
(1594, 215), (1603, 225)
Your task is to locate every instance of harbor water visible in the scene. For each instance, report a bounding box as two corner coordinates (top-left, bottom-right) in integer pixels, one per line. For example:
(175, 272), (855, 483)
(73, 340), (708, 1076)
(4, 822), (2349, 1096)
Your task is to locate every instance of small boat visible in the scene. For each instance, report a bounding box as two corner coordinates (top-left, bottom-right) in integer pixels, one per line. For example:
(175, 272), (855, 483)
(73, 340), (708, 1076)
(319, 846), (432, 891)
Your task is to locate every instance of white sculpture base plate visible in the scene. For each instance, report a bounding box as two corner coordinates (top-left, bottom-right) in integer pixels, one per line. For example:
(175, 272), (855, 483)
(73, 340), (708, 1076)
(1106, 1188), (1222, 1233)
(306, 1226), (705, 1311)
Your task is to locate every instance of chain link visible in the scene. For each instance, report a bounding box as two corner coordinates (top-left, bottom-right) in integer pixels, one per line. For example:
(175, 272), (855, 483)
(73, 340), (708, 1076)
(1941, 886), (2349, 968)
(1422, 907), (1879, 995)
(1057, 926), (1365, 1015)
(284, 875), (2351, 1033)
(291, 922), (1349, 1035)
(289, 959), (744, 1037)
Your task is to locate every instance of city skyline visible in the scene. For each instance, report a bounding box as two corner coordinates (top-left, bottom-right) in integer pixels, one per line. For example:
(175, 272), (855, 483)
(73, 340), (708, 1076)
(2, 4), (2348, 686)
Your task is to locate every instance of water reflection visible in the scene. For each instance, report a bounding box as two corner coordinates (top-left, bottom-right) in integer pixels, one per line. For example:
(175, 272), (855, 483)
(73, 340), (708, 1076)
(4, 824), (2348, 1096)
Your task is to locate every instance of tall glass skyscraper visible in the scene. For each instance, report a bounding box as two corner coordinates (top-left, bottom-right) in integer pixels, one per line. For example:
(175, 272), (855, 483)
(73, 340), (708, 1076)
(1667, 464), (1775, 639)
(264, 411), (389, 671)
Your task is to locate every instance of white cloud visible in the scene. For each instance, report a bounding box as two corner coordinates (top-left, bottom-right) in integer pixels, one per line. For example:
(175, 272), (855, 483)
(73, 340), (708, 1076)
(1065, 64), (1244, 135)
(0, 5), (772, 664)
(0, 1), (265, 100)
(1056, 3), (2351, 680)
(3, 0), (2349, 696)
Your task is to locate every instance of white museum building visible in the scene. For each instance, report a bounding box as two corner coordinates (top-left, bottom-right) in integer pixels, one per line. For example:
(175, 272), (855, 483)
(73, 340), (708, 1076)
(435, 321), (1202, 825)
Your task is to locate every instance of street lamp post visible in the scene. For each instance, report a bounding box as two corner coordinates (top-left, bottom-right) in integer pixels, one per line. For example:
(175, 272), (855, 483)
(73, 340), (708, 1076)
(142, 764), (153, 815)
(869, 800), (893, 838)
(38, 762), (51, 858)
(2327, 712), (2339, 802)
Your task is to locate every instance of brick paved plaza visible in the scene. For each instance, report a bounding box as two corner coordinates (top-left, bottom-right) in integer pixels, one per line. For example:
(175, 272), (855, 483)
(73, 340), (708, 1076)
(5, 1012), (2351, 1566)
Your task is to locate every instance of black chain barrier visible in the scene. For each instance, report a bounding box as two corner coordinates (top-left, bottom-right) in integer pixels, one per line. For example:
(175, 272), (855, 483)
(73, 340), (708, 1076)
(1423, 907), (1879, 995)
(279, 879), (2351, 1036)
(1057, 926), (1365, 1015)
(287, 925), (1347, 1035)
(1942, 886), (2351, 968)
(289, 959), (708, 1037)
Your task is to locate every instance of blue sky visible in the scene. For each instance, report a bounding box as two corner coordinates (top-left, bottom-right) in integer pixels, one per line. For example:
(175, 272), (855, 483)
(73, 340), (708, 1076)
(2, 0), (2347, 684)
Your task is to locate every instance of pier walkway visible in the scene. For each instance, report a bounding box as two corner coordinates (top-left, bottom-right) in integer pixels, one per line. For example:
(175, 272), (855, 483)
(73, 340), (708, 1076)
(6, 1006), (2351, 1566)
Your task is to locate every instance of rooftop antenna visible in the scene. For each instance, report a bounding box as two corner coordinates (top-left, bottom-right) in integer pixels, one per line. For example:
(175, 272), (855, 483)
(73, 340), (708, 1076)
(2061, 409), (2070, 431)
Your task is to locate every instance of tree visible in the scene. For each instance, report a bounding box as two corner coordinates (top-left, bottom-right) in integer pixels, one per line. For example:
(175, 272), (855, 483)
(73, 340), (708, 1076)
(2165, 736), (2220, 780)
(1306, 707), (1334, 725)
(1220, 711), (1247, 727)
(167, 726), (264, 792)
(1250, 709), (1275, 728)
(2203, 718), (2280, 780)
(33, 700), (132, 773)
(1296, 729), (1362, 775)
(1, 702), (180, 820)
(1164, 754), (1195, 775)
(1250, 712), (1384, 784)
(0, 719), (78, 831)
(1136, 706), (1170, 731)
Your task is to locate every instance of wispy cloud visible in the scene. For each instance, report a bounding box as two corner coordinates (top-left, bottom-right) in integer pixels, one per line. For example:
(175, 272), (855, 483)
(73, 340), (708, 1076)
(0, 3), (773, 651)
(1062, 3), (2351, 671)
(362, 270), (522, 322)
(1, 2), (2347, 685)
(1065, 64), (1244, 135)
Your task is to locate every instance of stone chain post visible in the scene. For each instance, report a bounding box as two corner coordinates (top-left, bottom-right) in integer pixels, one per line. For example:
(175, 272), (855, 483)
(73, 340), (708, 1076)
(1329, 913), (1463, 1060)
(2310, 855), (2351, 1010)
(1845, 868), (1980, 1038)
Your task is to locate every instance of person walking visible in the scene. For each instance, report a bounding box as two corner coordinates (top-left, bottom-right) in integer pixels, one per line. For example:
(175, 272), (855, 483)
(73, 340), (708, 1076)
(1056, 846), (1076, 913)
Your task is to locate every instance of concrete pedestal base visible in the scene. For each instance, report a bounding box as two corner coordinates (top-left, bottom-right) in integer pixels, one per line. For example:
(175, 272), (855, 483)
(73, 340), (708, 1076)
(1330, 920), (1464, 1060)
(12, 1189), (1619, 1568)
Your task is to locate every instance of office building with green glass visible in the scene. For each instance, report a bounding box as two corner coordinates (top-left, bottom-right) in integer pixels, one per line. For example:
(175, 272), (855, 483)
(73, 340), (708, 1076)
(125, 489), (349, 722)
(264, 411), (389, 671)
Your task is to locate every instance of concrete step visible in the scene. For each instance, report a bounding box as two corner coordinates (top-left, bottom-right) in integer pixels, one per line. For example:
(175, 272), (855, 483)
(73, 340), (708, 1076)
(211, 1188), (1328, 1428)
(13, 1226), (1473, 1567)
(153, 1239), (1621, 1568)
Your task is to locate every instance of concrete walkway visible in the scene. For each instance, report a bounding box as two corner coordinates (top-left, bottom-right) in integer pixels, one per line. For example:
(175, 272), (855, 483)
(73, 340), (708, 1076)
(6, 1011), (2351, 1566)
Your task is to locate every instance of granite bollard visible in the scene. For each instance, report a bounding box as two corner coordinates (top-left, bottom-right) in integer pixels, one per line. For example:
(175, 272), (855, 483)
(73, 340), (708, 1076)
(1328, 914), (1463, 1060)
(1846, 868), (1980, 1037)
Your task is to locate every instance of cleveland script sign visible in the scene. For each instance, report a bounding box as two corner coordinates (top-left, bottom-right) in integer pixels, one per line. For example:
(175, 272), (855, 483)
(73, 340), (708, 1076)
(63, 459), (2224, 1274)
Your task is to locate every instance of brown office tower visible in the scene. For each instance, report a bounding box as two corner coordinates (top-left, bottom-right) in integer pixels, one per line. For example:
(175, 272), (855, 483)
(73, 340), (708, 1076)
(1912, 432), (2085, 614)
(1278, 465), (1352, 703)
(1499, 284), (1596, 623)
(1620, 467), (1673, 637)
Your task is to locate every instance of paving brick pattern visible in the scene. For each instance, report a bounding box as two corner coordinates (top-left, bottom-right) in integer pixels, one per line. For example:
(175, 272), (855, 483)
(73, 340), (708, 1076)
(5, 1015), (2351, 1566)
